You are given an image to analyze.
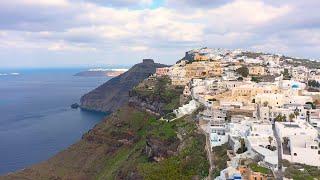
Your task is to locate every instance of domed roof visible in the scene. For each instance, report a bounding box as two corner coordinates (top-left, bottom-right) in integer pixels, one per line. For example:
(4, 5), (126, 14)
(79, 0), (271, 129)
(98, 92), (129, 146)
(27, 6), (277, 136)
(292, 84), (299, 88)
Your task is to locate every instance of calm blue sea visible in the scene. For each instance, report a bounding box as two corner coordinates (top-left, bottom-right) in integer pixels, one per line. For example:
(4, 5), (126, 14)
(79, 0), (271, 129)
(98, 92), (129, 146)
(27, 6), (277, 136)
(0, 68), (110, 175)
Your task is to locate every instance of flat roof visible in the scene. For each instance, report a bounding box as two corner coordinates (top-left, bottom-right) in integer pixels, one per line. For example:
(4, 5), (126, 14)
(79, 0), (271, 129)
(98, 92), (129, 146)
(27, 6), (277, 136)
(283, 124), (300, 128)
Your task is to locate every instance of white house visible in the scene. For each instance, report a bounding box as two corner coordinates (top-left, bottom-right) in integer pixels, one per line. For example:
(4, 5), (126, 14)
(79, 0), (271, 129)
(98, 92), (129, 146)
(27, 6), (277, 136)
(285, 135), (320, 167)
(210, 121), (228, 148)
(246, 121), (278, 169)
(275, 121), (318, 138)
(275, 121), (320, 166)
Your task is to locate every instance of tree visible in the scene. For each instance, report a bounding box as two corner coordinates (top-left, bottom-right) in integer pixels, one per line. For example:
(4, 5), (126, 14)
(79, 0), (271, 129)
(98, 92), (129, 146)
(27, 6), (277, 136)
(275, 114), (285, 122)
(251, 76), (261, 83)
(282, 68), (291, 80)
(236, 66), (249, 77)
(306, 102), (316, 109)
(268, 136), (273, 146)
(294, 110), (299, 119)
(308, 80), (320, 88)
(237, 77), (243, 81)
(289, 113), (295, 122)
(263, 101), (269, 107)
(275, 114), (282, 122)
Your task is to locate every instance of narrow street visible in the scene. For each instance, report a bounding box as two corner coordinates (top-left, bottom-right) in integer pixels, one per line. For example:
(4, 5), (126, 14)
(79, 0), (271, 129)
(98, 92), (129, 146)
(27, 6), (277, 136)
(272, 123), (283, 180)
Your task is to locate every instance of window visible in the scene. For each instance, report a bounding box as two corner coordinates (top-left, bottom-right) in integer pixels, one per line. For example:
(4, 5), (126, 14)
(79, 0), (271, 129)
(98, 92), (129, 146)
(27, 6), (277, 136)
(294, 153), (297, 156)
(318, 150), (320, 155)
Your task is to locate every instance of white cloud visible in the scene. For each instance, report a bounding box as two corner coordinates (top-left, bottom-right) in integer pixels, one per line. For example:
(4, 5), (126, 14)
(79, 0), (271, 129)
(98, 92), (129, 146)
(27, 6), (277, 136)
(211, 0), (291, 24)
(2, 0), (69, 7)
(0, 0), (320, 67)
(127, 45), (149, 51)
(48, 41), (97, 52)
(84, 0), (152, 7)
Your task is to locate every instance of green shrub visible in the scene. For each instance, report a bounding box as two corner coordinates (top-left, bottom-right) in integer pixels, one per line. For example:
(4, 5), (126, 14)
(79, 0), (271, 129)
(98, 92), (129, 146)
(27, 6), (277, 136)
(249, 163), (272, 175)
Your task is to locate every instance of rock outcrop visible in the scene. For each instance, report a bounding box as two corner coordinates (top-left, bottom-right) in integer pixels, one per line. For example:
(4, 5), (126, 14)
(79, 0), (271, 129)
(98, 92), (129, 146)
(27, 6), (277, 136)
(129, 96), (164, 116)
(80, 59), (168, 112)
(128, 76), (184, 117)
(145, 136), (178, 162)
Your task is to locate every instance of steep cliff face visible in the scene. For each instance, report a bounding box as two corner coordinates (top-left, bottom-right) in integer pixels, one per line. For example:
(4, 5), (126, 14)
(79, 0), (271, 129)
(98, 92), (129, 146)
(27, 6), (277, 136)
(80, 59), (168, 112)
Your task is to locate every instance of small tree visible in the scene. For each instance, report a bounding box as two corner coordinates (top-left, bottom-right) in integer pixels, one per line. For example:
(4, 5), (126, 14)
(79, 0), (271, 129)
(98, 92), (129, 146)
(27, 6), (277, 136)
(282, 68), (291, 80)
(308, 80), (320, 88)
(275, 114), (286, 122)
(263, 101), (269, 107)
(283, 115), (287, 122)
(251, 76), (261, 83)
(275, 114), (282, 122)
(289, 113), (295, 122)
(306, 102), (316, 109)
(237, 77), (243, 81)
(294, 110), (299, 120)
(274, 114), (287, 122)
(268, 136), (273, 146)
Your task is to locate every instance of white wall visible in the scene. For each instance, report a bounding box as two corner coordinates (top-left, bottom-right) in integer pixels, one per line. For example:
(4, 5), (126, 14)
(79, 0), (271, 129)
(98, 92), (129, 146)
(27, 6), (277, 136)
(286, 136), (320, 167)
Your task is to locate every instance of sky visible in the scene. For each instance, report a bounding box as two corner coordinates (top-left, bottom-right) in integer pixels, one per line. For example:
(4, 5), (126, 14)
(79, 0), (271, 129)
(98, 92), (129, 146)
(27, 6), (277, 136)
(0, 0), (319, 68)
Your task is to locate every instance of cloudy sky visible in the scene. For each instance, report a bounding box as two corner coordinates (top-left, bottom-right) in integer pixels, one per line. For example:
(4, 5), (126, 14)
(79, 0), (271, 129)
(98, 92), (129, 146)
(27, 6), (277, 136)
(0, 0), (319, 68)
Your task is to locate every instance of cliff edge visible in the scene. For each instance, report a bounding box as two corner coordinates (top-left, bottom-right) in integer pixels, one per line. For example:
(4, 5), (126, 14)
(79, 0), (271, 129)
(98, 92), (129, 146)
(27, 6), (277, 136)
(0, 58), (209, 180)
(80, 59), (168, 112)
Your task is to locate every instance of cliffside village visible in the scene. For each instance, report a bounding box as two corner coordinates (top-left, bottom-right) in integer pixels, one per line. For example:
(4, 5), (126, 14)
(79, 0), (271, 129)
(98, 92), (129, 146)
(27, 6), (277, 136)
(153, 48), (320, 180)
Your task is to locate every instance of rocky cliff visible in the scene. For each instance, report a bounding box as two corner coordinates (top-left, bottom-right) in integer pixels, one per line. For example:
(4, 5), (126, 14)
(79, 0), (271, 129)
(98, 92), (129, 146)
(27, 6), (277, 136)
(80, 59), (168, 112)
(129, 76), (184, 117)
(2, 106), (209, 180)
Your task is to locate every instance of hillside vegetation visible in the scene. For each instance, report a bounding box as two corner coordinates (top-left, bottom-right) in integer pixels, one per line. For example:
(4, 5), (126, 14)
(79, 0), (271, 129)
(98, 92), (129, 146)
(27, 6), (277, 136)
(130, 76), (184, 116)
(2, 106), (209, 180)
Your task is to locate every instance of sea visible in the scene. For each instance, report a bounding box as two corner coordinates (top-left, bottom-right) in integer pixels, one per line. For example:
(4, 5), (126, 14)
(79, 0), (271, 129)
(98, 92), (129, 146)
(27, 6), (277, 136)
(0, 68), (111, 175)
